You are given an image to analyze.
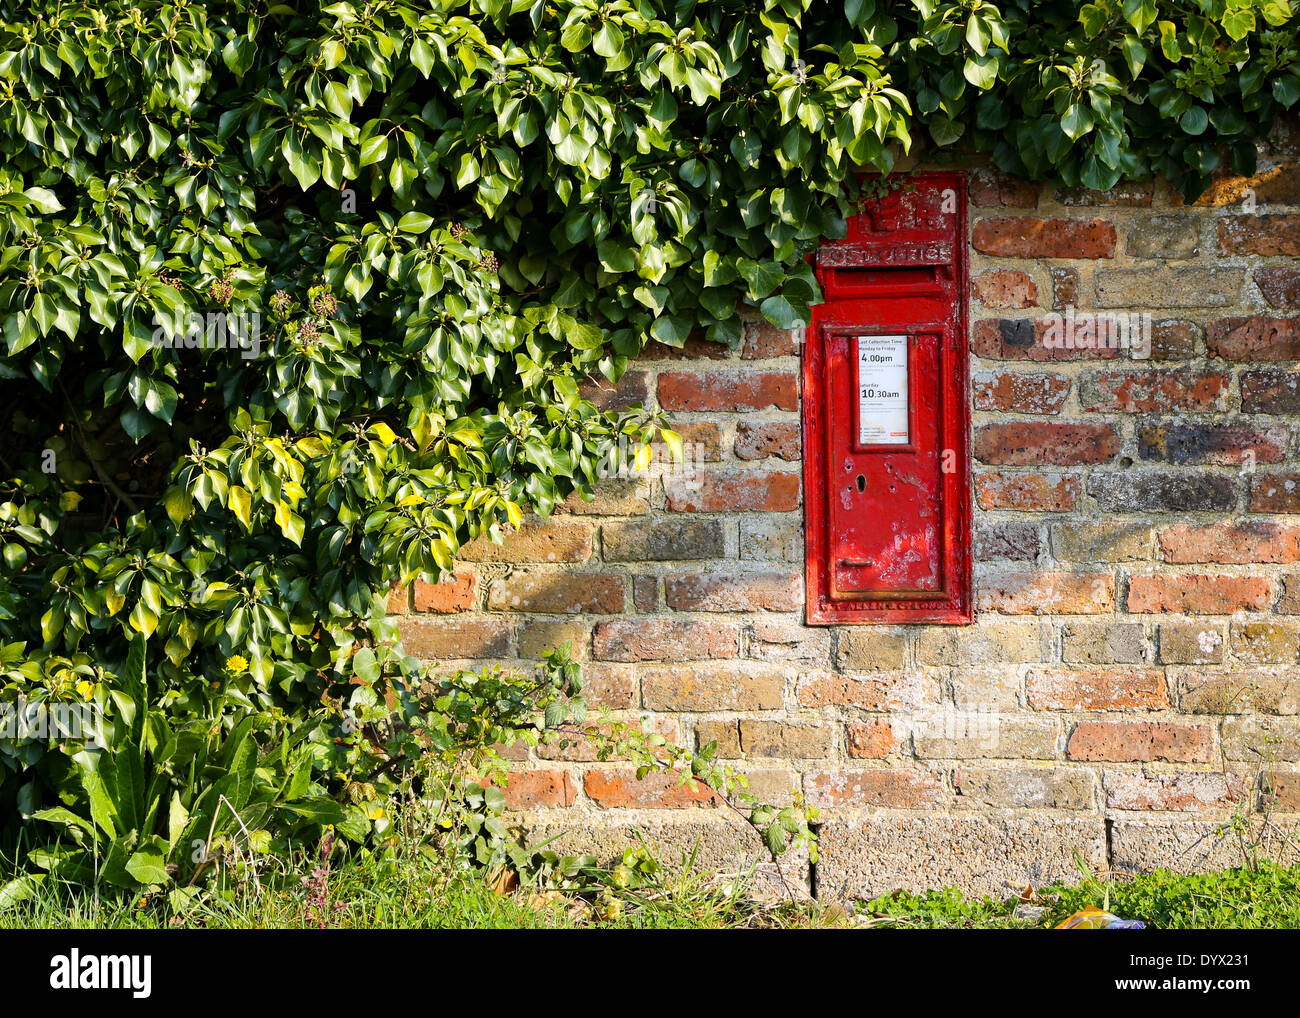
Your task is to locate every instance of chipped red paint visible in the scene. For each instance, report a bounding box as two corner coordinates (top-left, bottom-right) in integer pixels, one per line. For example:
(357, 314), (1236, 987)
(803, 172), (972, 624)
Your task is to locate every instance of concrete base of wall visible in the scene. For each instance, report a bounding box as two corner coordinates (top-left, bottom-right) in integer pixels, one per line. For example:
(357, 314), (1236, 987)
(515, 809), (1300, 903)
(517, 811), (811, 900)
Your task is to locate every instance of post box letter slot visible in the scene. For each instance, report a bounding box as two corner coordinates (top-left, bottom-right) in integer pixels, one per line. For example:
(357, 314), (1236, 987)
(825, 265), (943, 298)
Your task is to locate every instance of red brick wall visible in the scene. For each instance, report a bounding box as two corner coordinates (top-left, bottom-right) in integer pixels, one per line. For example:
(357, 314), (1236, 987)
(392, 138), (1300, 898)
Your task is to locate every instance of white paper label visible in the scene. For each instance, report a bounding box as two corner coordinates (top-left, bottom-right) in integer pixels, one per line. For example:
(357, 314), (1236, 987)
(856, 335), (909, 445)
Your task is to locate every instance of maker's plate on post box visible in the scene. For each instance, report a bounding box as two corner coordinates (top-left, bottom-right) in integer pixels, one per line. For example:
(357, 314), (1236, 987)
(802, 173), (971, 625)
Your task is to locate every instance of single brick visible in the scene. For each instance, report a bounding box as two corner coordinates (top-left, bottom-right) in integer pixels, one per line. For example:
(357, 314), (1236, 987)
(1103, 771), (1242, 812)
(670, 420), (724, 461)
(1222, 717), (1300, 763)
(1261, 770), (1300, 811)
(632, 574), (659, 613)
(1158, 521), (1300, 563)
(746, 619), (833, 662)
(917, 622), (1053, 666)
(1230, 622), (1300, 664)
(665, 469), (800, 512)
(973, 371), (1070, 414)
(977, 572), (1115, 614)
(846, 720), (897, 759)
(1175, 667), (1300, 714)
(397, 618), (513, 660)
(1087, 471), (1236, 513)
(1207, 317), (1300, 360)
(583, 768), (719, 809)
(580, 663), (639, 709)
(739, 720), (835, 758)
(517, 620), (589, 660)
(695, 720), (742, 758)
(642, 663), (785, 711)
(592, 618), (740, 661)
(1051, 520), (1153, 562)
(804, 769), (946, 809)
(1217, 214), (1300, 256)
(954, 767), (1096, 810)
(1242, 372), (1300, 415)
(739, 514), (803, 561)
(742, 319), (799, 358)
(913, 716), (1058, 760)
(578, 369), (649, 411)
(1127, 575), (1272, 614)
(487, 572), (625, 613)
(974, 521), (1041, 561)
(796, 671), (940, 711)
(1146, 320), (1200, 360)
(460, 519), (593, 563)
(1050, 267), (1080, 311)
(1067, 721), (1214, 763)
(558, 479), (650, 516)
(1280, 574), (1300, 613)
(734, 420), (801, 461)
(973, 422), (1119, 465)
(411, 573), (478, 613)
(1026, 668), (1168, 710)
(972, 317), (1118, 361)
(1138, 422), (1288, 465)
(1078, 370), (1228, 413)
(657, 370), (798, 411)
(502, 769), (579, 810)
(1096, 268), (1241, 308)
(1255, 267), (1300, 308)
(602, 518), (726, 561)
(386, 584), (410, 615)
(975, 472), (1081, 511)
(973, 217), (1116, 258)
(1251, 473), (1300, 512)
(969, 168), (1040, 208)
(971, 269), (1039, 309)
(836, 629), (909, 671)
(664, 572), (801, 611)
(1159, 623), (1226, 665)
(1059, 622), (1148, 665)
(952, 666), (1026, 711)
(1125, 215), (1200, 259)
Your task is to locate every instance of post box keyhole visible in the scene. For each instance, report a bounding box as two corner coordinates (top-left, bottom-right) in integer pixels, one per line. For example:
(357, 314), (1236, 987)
(855, 474), (866, 493)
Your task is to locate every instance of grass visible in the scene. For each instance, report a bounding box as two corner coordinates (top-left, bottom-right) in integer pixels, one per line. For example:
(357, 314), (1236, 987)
(860, 859), (1300, 930)
(5, 845), (1300, 929)
(0, 840), (835, 930)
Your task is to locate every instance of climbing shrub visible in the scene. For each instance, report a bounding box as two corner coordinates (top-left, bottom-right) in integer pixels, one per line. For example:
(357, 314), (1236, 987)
(0, 0), (1296, 887)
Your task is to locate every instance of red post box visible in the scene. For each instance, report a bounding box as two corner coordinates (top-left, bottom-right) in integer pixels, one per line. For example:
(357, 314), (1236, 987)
(802, 172), (971, 624)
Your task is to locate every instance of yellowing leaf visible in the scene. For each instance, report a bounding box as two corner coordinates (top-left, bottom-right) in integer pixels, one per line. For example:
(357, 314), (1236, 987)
(228, 485), (252, 528)
(129, 601), (159, 638)
(275, 500), (306, 545)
